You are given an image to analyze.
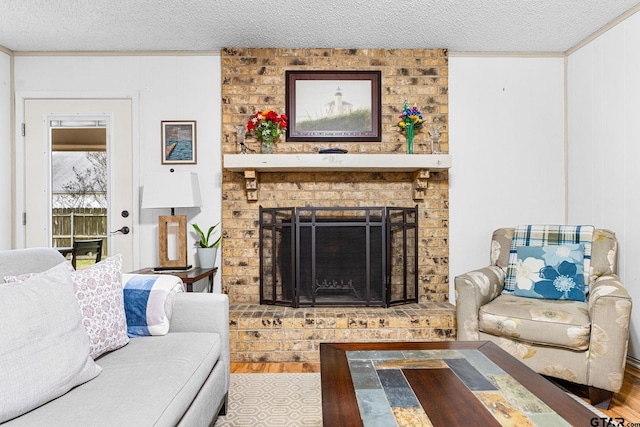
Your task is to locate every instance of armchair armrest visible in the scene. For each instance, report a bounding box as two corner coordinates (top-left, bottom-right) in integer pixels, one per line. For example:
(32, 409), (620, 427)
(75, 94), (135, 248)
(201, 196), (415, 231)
(587, 274), (632, 392)
(454, 266), (505, 340)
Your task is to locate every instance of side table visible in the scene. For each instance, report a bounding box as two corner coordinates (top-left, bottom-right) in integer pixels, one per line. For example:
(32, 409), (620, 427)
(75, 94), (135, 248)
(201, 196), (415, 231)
(129, 267), (218, 293)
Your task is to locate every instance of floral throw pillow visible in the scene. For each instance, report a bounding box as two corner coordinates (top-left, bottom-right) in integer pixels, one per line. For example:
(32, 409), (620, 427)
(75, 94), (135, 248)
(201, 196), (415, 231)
(513, 244), (586, 302)
(72, 254), (129, 358)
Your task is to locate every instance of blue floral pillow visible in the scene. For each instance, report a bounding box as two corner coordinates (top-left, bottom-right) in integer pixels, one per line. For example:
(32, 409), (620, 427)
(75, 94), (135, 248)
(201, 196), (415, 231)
(513, 244), (586, 301)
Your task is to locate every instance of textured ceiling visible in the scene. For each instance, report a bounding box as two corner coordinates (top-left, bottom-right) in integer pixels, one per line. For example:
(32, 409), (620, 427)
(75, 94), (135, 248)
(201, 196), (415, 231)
(1, 0), (639, 53)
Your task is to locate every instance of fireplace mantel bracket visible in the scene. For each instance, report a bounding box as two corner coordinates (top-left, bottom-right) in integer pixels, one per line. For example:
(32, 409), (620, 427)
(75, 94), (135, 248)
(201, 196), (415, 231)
(244, 169), (258, 201)
(412, 169), (429, 200)
(224, 154), (452, 202)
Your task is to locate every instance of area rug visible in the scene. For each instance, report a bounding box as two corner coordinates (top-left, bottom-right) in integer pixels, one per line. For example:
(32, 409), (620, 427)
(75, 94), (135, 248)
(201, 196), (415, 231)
(214, 373), (322, 427)
(214, 373), (616, 427)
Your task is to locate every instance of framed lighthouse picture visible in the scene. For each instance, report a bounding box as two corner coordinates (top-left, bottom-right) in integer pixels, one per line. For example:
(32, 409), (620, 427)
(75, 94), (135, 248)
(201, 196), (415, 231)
(285, 70), (381, 142)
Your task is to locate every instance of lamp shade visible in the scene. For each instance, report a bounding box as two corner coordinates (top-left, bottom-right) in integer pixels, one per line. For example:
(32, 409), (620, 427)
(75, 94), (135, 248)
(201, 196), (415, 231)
(141, 172), (202, 209)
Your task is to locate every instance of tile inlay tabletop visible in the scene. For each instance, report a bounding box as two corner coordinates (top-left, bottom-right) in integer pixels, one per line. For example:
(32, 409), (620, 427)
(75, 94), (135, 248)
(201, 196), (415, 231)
(320, 341), (597, 426)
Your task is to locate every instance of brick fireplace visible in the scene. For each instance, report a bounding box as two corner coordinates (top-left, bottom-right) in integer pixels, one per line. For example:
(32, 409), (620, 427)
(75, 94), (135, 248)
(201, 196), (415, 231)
(221, 48), (455, 361)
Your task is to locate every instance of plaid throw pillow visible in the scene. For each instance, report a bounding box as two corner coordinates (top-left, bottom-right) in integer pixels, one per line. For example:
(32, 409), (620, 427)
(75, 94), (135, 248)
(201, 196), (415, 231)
(503, 225), (594, 294)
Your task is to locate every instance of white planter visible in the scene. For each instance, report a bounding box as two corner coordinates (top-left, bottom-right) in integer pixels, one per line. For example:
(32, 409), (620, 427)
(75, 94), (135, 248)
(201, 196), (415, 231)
(196, 247), (218, 269)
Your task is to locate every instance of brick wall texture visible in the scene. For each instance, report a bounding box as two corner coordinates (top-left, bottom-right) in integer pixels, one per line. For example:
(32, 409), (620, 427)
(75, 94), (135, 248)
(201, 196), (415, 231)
(221, 48), (449, 304)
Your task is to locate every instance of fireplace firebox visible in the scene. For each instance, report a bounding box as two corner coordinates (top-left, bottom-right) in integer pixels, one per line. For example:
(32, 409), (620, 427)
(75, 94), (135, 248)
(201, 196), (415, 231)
(259, 206), (418, 307)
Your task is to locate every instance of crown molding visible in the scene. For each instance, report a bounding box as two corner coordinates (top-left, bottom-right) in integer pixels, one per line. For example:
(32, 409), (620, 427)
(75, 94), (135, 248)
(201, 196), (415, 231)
(11, 49), (220, 57)
(449, 51), (564, 58)
(0, 45), (12, 55)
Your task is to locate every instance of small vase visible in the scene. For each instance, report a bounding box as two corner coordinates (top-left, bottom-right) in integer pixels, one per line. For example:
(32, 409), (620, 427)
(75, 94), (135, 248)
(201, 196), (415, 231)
(429, 126), (443, 154)
(405, 123), (415, 154)
(261, 141), (273, 154)
(430, 136), (442, 154)
(260, 134), (277, 154)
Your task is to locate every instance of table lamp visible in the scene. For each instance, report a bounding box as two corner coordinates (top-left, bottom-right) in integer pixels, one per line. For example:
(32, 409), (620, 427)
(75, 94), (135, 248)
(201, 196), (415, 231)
(142, 172), (202, 270)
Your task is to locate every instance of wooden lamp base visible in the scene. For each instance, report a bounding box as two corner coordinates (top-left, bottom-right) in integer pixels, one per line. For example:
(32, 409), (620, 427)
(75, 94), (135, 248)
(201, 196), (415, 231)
(156, 214), (191, 270)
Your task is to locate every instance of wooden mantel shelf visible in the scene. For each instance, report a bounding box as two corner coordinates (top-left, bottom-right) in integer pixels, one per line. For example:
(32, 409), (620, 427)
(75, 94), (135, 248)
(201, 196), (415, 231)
(223, 153), (452, 201)
(224, 153), (451, 172)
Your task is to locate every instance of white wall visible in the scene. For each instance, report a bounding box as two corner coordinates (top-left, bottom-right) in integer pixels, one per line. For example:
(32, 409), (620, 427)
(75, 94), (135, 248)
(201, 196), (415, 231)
(448, 56), (566, 302)
(0, 51), (11, 250)
(567, 11), (640, 360)
(13, 54), (223, 291)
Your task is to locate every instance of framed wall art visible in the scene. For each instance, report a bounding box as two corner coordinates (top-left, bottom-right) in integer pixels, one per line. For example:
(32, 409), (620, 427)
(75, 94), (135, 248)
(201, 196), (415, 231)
(161, 120), (197, 164)
(285, 70), (381, 142)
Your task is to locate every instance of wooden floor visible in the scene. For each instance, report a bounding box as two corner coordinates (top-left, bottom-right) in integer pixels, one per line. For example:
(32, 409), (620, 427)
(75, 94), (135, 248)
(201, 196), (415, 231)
(590, 363), (640, 422)
(231, 361), (320, 374)
(230, 361), (640, 422)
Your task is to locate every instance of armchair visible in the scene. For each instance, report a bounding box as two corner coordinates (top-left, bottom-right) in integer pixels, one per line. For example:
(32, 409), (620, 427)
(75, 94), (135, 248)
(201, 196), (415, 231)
(455, 227), (632, 409)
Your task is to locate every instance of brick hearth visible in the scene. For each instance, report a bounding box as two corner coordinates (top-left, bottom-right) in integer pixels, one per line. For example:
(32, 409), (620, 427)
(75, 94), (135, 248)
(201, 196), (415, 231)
(229, 302), (456, 362)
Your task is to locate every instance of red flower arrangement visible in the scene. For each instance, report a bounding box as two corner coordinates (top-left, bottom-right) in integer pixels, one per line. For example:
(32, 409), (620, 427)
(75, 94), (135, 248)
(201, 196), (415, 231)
(246, 110), (288, 144)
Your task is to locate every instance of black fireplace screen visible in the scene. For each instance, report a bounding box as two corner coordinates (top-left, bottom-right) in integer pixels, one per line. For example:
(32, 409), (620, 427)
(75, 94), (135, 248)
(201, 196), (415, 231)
(259, 206), (418, 307)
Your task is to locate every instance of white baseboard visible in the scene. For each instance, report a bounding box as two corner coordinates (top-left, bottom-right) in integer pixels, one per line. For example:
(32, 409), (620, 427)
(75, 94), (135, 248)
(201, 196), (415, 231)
(627, 355), (640, 370)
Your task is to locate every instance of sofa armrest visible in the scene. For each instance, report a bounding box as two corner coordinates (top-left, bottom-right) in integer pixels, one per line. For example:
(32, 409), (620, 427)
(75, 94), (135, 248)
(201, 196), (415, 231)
(170, 293), (229, 333)
(587, 274), (632, 392)
(454, 266), (505, 340)
(169, 293), (230, 391)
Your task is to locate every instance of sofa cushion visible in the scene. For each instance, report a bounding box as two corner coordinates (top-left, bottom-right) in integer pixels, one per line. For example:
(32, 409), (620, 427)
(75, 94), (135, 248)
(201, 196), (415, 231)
(513, 244), (586, 301)
(122, 273), (184, 337)
(1, 332), (221, 427)
(479, 294), (591, 350)
(0, 262), (102, 423)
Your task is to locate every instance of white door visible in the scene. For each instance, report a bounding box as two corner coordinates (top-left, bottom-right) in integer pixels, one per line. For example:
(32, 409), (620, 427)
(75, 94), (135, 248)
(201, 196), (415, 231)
(23, 99), (134, 271)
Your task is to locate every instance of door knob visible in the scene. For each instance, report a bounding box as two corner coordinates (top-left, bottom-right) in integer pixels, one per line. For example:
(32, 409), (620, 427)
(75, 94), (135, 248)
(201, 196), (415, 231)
(111, 226), (130, 235)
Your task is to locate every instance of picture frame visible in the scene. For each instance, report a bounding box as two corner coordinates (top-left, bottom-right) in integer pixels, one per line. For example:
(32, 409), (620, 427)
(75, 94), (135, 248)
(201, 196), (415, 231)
(161, 120), (197, 164)
(285, 70), (381, 142)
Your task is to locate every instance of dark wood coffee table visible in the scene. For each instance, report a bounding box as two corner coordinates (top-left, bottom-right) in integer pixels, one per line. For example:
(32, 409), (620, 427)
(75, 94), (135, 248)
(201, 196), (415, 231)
(320, 341), (597, 426)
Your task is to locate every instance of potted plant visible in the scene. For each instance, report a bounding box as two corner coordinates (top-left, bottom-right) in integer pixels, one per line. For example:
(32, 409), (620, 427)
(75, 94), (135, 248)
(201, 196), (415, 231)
(192, 222), (222, 269)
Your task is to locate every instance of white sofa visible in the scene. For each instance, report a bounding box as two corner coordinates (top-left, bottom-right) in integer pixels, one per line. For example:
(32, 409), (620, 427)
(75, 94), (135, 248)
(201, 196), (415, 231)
(0, 248), (229, 426)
